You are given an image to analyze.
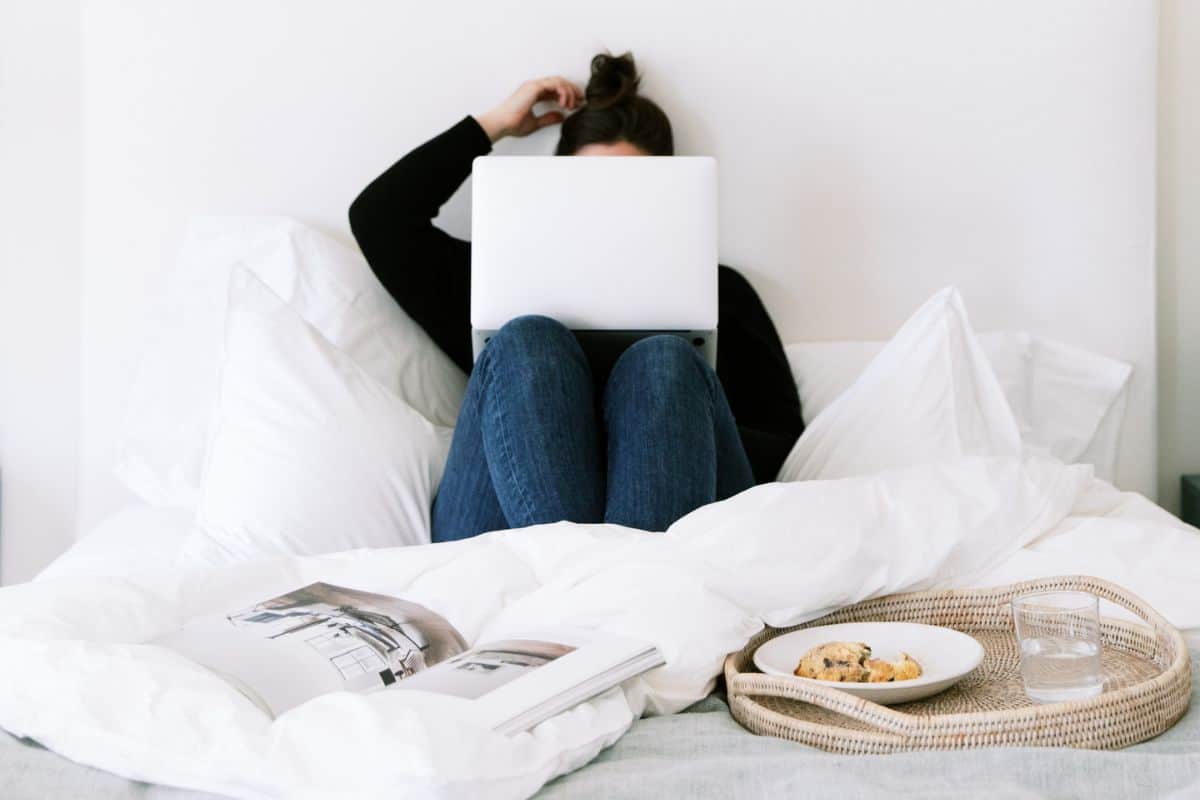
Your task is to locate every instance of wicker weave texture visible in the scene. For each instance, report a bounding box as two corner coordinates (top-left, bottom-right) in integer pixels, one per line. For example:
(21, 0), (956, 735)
(725, 576), (1191, 753)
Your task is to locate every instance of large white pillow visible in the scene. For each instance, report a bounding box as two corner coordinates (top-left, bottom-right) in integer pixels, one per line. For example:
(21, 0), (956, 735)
(785, 330), (1131, 480)
(116, 217), (467, 508)
(35, 504), (196, 582)
(777, 287), (1020, 481)
(979, 331), (1130, 479)
(180, 268), (451, 565)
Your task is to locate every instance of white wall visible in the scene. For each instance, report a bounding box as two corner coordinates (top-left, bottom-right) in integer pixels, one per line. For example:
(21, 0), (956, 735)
(76, 0), (1159, 536)
(0, 2), (1171, 583)
(0, 1), (82, 583)
(1158, 0), (1200, 513)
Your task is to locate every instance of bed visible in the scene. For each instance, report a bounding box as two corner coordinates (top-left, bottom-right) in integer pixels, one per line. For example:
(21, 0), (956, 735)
(3, 223), (1195, 797)
(4, 667), (1200, 800)
(6, 3), (1177, 796)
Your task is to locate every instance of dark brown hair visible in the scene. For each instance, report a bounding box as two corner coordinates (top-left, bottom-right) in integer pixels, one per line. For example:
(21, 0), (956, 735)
(555, 52), (674, 156)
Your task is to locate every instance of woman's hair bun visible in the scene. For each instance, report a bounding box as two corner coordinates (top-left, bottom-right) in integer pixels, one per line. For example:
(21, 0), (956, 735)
(585, 52), (640, 109)
(556, 49), (673, 156)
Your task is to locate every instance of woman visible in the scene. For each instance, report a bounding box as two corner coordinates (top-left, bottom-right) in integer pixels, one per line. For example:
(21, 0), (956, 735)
(350, 53), (803, 541)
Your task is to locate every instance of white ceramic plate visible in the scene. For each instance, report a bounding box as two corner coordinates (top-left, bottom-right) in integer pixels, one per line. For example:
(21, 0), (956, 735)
(752, 622), (985, 705)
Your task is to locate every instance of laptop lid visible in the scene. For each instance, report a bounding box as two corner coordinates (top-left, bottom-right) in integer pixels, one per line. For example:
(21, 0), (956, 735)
(470, 156), (718, 333)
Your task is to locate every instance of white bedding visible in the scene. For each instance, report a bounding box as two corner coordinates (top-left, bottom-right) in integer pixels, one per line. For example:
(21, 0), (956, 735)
(4, 456), (1200, 799)
(14, 241), (1195, 799)
(786, 331), (1132, 481)
(34, 504), (196, 582)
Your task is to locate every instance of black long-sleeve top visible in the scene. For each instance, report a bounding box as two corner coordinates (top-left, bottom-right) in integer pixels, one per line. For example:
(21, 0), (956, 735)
(349, 116), (803, 482)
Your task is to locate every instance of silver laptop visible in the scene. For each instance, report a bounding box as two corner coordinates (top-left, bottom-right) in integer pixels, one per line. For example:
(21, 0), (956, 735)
(470, 155), (718, 368)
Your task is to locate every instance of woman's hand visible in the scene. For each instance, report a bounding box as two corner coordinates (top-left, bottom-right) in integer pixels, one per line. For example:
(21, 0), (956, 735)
(475, 77), (583, 143)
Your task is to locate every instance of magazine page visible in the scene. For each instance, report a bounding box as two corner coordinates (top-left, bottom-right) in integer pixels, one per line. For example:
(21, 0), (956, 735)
(397, 638), (579, 700)
(156, 582), (467, 716)
(397, 627), (663, 733)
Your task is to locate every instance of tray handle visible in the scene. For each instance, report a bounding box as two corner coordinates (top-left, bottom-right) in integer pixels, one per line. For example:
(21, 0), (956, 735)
(1005, 575), (1169, 630)
(726, 665), (923, 736)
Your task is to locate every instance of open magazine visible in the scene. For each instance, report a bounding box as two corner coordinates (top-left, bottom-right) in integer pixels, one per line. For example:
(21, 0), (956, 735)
(156, 582), (663, 735)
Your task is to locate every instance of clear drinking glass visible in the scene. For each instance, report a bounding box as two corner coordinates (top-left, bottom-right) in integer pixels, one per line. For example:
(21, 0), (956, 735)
(1012, 590), (1104, 703)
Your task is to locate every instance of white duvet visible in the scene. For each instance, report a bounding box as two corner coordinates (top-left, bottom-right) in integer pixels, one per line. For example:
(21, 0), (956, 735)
(7, 285), (1198, 799)
(2, 455), (1199, 799)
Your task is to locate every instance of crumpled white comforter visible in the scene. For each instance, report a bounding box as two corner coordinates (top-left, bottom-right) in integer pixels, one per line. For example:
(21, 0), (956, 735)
(0, 455), (1197, 800)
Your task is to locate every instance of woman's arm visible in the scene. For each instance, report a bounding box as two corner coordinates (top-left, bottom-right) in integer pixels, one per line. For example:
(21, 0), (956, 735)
(349, 117), (490, 371)
(349, 78), (583, 372)
(716, 267), (805, 482)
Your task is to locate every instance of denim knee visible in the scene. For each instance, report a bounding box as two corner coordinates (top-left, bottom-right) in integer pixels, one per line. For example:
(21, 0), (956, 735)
(483, 314), (581, 370)
(619, 334), (707, 373)
(497, 314), (570, 341)
(608, 335), (712, 404)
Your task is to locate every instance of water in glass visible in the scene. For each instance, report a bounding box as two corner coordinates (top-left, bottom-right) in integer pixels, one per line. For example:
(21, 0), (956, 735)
(1012, 590), (1104, 704)
(1018, 636), (1103, 702)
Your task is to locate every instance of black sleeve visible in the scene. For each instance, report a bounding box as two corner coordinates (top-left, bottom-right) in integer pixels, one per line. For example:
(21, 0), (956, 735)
(348, 116), (493, 373)
(716, 267), (805, 483)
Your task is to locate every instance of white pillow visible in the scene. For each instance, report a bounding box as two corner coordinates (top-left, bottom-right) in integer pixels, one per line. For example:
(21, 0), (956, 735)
(785, 340), (883, 425)
(35, 505), (196, 582)
(116, 217), (467, 508)
(977, 331), (1130, 479)
(785, 330), (1131, 480)
(777, 287), (1020, 481)
(181, 267), (451, 565)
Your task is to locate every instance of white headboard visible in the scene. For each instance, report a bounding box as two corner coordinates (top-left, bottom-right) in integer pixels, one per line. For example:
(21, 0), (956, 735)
(79, 0), (1157, 532)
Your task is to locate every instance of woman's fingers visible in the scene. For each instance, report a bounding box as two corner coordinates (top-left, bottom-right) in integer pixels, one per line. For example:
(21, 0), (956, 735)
(484, 75), (580, 141)
(517, 76), (584, 111)
(535, 80), (566, 109)
(533, 83), (560, 106)
(487, 75), (581, 140)
(562, 77), (584, 108)
(534, 111), (565, 129)
(535, 76), (583, 110)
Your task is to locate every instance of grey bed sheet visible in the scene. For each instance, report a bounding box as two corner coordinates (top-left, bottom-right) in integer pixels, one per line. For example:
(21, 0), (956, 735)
(4, 654), (1199, 800)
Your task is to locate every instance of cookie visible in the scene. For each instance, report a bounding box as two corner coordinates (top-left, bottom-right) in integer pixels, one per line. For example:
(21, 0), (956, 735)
(794, 641), (872, 682)
(866, 653), (923, 682)
(865, 658), (896, 683)
(794, 642), (924, 683)
(892, 652), (922, 681)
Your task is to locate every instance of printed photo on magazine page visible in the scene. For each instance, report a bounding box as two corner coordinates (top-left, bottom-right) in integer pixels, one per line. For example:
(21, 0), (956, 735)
(226, 582), (468, 686)
(398, 639), (577, 699)
(157, 582), (470, 715)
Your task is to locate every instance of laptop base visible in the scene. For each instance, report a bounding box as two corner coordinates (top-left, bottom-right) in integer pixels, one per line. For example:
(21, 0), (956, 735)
(472, 328), (717, 383)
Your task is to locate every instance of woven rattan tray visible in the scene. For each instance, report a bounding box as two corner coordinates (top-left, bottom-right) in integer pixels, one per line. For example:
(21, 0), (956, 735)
(725, 576), (1191, 752)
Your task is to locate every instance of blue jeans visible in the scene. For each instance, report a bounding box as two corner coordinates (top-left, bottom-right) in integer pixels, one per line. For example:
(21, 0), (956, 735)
(431, 315), (754, 541)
